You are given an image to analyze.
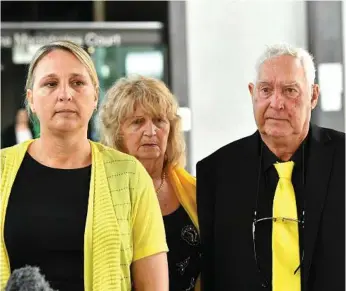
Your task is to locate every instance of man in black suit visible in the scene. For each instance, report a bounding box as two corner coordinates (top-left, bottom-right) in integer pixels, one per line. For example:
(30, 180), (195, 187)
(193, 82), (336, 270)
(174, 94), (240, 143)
(196, 43), (345, 291)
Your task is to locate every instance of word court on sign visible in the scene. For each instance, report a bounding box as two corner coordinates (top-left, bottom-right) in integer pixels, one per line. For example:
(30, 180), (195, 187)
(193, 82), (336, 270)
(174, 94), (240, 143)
(1, 32), (122, 48)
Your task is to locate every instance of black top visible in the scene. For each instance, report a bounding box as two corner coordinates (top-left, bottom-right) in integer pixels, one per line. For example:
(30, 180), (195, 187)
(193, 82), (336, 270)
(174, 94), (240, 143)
(4, 152), (91, 291)
(163, 205), (201, 291)
(255, 132), (310, 289)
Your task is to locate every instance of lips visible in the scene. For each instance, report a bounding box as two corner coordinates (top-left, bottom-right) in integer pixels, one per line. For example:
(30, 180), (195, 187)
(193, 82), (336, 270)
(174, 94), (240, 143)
(267, 117), (286, 121)
(56, 110), (76, 113)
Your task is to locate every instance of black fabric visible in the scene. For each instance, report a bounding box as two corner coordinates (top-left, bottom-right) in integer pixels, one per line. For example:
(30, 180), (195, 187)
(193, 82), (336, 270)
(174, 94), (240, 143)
(4, 152), (91, 291)
(197, 124), (345, 291)
(163, 205), (201, 291)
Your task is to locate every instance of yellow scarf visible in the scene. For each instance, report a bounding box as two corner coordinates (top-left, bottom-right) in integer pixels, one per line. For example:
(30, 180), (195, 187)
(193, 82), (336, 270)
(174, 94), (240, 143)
(168, 166), (200, 291)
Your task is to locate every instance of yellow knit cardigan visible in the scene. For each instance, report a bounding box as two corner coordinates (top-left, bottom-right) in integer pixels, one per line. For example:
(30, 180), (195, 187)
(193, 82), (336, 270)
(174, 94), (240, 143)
(0, 140), (167, 291)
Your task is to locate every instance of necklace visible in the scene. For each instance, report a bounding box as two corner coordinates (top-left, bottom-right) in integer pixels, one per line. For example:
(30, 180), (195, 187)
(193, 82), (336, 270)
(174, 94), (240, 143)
(155, 171), (166, 195)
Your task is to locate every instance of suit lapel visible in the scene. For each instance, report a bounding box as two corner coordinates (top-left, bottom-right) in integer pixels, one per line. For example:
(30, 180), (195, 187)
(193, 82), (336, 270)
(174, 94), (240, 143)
(215, 131), (263, 288)
(230, 131), (261, 217)
(303, 125), (335, 284)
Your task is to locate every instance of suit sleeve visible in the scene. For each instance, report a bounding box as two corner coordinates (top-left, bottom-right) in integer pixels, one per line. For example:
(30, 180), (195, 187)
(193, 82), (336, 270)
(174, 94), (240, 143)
(196, 158), (215, 291)
(309, 134), (345, 291)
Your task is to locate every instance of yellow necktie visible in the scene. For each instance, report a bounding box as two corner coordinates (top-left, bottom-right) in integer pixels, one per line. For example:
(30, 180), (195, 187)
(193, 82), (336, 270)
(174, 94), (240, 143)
(272, 161), (301, 291)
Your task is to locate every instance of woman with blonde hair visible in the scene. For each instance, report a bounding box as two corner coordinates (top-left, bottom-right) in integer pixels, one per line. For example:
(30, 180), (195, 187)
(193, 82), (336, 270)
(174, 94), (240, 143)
(0, 41), (168, 291)
(99, 75), (201, 291)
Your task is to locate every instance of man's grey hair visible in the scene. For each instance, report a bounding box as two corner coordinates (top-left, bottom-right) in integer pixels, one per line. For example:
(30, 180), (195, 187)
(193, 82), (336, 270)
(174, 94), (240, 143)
(254, 43), (316, 86)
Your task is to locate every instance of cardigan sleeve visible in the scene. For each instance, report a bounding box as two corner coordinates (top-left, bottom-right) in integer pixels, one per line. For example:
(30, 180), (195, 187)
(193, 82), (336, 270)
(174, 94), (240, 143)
(131, 161), (168, 261)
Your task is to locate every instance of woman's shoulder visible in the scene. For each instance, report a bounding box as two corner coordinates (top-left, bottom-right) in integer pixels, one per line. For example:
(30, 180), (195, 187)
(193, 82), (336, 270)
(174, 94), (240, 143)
(92, 142), (153, 202)
(92, 141), (136, 162)
(172, 166), (196, 185)
(91, 141), (144, 177)
(1, 140), (32, 157)
(1, 141), (33, 178)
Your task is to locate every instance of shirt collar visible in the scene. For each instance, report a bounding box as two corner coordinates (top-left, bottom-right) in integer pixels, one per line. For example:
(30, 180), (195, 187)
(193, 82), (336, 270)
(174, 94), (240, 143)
(260, 126), (311, 172)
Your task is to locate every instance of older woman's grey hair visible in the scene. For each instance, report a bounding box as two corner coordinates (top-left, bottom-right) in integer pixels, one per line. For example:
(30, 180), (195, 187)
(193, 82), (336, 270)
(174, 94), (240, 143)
(99, 75), (186, 168)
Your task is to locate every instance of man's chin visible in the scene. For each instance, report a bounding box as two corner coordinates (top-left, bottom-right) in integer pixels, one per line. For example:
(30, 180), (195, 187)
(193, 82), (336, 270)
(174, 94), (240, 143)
(266, 131), (291, 138)
(262, 126), (292, 138)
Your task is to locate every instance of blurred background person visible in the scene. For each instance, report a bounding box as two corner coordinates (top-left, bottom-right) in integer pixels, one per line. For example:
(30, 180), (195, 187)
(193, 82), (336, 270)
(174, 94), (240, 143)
(0, 41), (168, 291)
(1, 107), (35, 148)
(99, 75), (201, 291)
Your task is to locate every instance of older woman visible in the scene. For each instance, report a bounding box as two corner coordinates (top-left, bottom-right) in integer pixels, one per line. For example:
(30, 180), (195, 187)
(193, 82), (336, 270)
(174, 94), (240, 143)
(0, 41), (168, 291)
(99, 75), (201, 291)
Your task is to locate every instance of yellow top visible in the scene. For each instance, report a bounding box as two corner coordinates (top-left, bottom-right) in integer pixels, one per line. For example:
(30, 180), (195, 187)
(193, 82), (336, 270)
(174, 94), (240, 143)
(169, 166), (200, 291)
(0, 140), (168, 291)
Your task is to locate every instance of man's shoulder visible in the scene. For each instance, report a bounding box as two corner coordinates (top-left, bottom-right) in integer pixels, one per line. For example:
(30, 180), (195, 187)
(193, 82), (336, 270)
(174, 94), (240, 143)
(324, 126), (345, 141)
(313, 125), (345, 145)
(197, 132), (257, 167)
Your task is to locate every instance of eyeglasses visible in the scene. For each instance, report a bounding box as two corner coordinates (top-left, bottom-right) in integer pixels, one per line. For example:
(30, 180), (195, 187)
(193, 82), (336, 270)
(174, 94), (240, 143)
(252, 210), (305, 288)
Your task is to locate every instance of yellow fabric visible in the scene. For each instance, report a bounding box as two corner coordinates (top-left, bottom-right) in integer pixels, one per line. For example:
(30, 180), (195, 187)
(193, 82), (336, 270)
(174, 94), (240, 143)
(272, 161), (300, 291)
(168, 166), (200, 291)
(0, 140), (168, 291)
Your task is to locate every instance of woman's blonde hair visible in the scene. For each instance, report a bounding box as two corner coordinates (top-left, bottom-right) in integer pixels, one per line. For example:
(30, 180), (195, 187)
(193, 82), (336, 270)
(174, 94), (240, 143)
(25, 40), (99, 117)
(99, 75), (186, 168)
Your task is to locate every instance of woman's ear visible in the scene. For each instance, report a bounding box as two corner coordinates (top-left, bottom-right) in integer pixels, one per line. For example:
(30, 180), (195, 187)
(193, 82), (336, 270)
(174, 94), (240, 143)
(26, 89), (35, 113)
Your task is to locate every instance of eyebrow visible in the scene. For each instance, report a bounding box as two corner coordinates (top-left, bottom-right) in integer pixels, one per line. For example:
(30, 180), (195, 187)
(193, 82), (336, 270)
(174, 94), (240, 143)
(282, 82), (300, 87)
(40, 73), (87, 80)
(257, 81), (300, 86)
(126, 115), (144, 121)
(256, 81), (271, 87)
(128, 115), (162, 121)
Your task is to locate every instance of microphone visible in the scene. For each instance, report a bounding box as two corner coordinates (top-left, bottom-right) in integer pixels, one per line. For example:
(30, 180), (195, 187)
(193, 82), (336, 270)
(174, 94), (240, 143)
(5, 265), (56, 291)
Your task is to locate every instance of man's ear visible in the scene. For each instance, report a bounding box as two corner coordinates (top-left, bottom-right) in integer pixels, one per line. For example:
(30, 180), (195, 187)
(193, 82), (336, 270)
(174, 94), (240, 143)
(248, 83), (255, 101)
(311, 84), (319, 110)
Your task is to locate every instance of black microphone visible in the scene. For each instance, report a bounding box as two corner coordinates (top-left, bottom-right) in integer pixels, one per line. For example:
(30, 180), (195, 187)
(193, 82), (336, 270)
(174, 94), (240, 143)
(5, 265), (56, 291)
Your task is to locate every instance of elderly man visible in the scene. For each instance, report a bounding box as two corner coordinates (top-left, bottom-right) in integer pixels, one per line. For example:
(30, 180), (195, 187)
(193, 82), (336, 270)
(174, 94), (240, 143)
(197, 43), (345, 291)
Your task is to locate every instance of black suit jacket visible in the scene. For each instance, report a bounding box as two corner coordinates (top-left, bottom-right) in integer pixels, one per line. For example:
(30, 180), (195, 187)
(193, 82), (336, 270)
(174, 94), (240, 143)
(196, 125), (345, 291)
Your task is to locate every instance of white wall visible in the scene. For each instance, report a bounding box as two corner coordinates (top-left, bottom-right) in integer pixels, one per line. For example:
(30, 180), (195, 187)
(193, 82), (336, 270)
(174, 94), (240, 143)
(342, 1), (346, 130)
(186, 0), (307, 174)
